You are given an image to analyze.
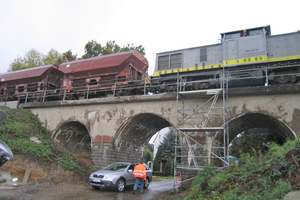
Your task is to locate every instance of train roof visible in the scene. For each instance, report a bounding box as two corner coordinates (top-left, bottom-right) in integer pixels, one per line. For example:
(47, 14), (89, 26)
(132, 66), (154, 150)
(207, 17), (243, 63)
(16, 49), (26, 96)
(59, 50), (148, 75)
(0, 64), (58, 83)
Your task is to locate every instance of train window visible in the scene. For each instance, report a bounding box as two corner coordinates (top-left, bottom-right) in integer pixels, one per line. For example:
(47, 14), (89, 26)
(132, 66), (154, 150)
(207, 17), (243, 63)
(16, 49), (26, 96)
(18, 86), (24, 93)
(225, 32), (242, 40)
(0, 89), (4, 95)
(249, 29), (263, 36)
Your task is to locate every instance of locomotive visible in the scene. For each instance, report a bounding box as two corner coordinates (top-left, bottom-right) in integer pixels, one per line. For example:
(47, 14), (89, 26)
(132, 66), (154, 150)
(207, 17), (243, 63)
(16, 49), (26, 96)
(0, 25), (299, 104)
(0, 50), (148, 103)
(149, 25), (300, 93)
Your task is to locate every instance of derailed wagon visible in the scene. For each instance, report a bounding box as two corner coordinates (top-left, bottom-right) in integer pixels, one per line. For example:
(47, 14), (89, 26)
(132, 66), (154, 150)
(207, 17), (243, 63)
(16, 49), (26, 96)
(0, 65), (64, 103)
(59, 50), (149, 99)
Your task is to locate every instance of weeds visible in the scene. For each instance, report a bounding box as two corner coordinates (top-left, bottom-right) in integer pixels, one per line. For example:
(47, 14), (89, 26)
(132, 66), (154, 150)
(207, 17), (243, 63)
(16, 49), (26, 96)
(185, 139), (300, 199)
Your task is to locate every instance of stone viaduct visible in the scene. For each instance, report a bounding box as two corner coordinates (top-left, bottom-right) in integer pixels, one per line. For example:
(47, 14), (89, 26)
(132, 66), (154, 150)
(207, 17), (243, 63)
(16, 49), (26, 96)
(20, 84), (300, 186)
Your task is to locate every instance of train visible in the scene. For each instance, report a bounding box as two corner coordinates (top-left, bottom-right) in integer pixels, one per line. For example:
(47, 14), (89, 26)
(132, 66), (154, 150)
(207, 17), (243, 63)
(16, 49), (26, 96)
(0, 50), (148, 103)
(149, 25), (300, 93)
(0, 25), (299, 104)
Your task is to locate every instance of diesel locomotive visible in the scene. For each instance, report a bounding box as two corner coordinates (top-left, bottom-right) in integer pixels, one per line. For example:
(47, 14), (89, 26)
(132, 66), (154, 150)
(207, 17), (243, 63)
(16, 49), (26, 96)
(149, 25), (300, 93)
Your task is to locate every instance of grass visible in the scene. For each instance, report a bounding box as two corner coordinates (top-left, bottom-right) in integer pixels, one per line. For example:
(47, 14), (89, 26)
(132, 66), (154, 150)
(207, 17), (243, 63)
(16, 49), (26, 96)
(184, 139), (300, 199)
(0, 107), (86, 175)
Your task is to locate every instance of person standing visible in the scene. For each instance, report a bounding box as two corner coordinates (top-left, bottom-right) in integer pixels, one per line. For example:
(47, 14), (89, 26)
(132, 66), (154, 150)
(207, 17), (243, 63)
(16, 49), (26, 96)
(132, 160), (147, 194)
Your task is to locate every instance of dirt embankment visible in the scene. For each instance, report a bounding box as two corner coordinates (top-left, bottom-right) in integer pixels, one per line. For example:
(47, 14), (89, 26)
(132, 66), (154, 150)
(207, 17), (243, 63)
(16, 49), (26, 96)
(0, 152), (91, 186)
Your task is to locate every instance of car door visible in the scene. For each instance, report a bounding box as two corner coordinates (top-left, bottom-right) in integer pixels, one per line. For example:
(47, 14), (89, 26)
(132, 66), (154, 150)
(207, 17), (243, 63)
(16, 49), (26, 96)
(126, 164), (136, 185)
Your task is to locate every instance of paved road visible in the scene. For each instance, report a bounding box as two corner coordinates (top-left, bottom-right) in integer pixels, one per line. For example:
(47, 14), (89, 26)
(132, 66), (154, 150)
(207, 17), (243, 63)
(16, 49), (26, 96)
(0, 178), (177, 200)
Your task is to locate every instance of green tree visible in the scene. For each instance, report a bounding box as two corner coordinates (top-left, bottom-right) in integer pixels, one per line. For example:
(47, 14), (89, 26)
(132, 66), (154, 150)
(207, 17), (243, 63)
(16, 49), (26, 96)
(9, 49), (44, 71)
(164, 157), (174, 176)
(120, 44), (146, 55)
(57, 50), (77, 63)
(153, 145), (163, 171)
(160, 130), (180, 161)
(81, 40), (102, 59)
(43, 48), (62, 65)
(229, 128), (286, 158)
(153, 130), (180, 173)
(144, 149), (152, 164)
(101, 40), (120, 55)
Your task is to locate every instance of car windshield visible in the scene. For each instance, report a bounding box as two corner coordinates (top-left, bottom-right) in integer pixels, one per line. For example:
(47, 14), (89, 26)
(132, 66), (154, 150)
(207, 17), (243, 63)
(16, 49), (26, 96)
(103, 163), (129, 172)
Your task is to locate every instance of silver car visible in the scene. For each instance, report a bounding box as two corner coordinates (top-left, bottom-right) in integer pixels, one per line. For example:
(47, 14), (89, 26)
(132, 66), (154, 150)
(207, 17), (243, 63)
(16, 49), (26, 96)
(0, 110), (13, 168)
(89, 162), (152, 192)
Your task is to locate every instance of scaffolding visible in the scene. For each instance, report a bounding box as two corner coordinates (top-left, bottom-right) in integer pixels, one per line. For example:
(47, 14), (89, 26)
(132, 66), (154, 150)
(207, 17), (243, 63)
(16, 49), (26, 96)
(174, 72), (229, 188)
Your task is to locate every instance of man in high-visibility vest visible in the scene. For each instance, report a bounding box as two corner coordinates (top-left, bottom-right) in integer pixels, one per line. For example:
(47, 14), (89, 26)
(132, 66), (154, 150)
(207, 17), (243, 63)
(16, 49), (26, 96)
(132, 160), (147, 194)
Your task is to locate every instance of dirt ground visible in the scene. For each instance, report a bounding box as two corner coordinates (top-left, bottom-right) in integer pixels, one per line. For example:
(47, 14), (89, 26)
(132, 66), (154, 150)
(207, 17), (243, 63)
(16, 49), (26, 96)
(0, 152), (90, 186)
(0, 153), (188, 200)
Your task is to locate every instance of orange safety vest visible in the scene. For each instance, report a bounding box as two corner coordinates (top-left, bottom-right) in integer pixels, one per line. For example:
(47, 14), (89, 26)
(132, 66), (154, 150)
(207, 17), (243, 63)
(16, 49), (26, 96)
(133, 164), (147, 179)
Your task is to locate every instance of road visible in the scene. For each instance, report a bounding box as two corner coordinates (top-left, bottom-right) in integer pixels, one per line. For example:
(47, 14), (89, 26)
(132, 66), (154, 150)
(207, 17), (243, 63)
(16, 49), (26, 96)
(0, 178), (177, 200)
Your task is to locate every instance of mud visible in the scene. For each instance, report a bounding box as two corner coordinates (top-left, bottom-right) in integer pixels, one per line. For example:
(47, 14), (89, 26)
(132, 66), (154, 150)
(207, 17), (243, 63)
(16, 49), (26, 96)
(0, 177), (177, 200)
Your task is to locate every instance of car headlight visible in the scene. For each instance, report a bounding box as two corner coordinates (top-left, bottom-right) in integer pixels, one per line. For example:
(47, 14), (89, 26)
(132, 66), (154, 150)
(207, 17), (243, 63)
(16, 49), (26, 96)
(89, 174), (94, 179)
(103, 175), (115, 181)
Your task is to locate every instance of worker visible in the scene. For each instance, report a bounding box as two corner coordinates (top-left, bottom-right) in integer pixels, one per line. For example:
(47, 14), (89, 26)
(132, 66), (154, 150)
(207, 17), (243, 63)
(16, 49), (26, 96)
(132, 160), (147, 194)
(243, 29), (247, 37)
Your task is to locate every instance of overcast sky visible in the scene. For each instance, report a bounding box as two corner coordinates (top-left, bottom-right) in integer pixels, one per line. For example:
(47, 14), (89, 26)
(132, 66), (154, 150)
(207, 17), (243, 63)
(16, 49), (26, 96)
(0, 0), (299, 75)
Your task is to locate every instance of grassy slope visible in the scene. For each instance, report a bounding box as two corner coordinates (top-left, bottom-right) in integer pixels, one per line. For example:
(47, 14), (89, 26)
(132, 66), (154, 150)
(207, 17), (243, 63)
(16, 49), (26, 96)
(0, 107), (91, 185)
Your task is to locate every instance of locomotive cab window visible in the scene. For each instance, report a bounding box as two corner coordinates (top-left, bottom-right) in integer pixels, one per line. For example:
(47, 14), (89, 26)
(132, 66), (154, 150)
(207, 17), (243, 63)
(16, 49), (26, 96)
(225, 32), (242, 40)
(249, 29), (263, 36)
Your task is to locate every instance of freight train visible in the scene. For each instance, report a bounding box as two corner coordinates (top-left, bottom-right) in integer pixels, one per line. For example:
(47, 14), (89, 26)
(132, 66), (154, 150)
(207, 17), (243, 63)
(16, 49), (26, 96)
(0, 50), (148, 103)
(0, 25), (299, 103)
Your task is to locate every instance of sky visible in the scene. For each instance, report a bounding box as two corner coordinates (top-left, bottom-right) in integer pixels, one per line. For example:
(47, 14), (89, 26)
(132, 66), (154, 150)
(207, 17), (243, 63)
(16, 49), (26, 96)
(0, 0), (299, 75)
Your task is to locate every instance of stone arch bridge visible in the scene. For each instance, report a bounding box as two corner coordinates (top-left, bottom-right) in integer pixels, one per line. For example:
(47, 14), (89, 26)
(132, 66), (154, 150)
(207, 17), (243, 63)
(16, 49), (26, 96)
(20, 84), (300, 185)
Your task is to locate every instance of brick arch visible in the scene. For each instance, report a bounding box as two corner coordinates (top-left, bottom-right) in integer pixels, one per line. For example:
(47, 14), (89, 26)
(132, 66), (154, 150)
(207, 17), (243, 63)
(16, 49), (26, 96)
(52, 120), (91, 153)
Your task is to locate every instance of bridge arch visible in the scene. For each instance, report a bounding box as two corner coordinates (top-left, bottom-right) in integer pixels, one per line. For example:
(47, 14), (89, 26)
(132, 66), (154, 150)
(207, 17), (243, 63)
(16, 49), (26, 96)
(212, 112), (297, 164)
(114, 113), (172, 162)
(52, 120), (91, 153)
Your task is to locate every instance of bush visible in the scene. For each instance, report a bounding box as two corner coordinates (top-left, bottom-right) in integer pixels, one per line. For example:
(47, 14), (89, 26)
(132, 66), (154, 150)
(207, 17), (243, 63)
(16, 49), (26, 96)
(185, 139), (300, 199)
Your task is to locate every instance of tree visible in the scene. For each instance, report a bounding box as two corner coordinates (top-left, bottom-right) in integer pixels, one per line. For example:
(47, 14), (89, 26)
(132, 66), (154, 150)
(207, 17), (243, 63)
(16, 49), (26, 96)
(81, 40), (102, 59)
(164, 157), (174, 176)
(43, 48), (62, 65)
(9, 49), (44, 71)
(8, 56), (24, 72)
(101, 40), (120, 55)
(120, 44), (146, 55)
(229, 128), (286, 158)
(153, 145), (163, 171)
(153, 129), (180, 173)
(144, 149), (152, 164)
(160, 130), (180, 160)
(57, 50), (77, 63)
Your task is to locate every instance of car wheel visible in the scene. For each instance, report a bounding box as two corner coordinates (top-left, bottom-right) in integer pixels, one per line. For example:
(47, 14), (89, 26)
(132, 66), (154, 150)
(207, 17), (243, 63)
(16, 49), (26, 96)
(144, 177), (150, 189)
(116, 179), (125, 192)
(92, 186), (99, 189)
